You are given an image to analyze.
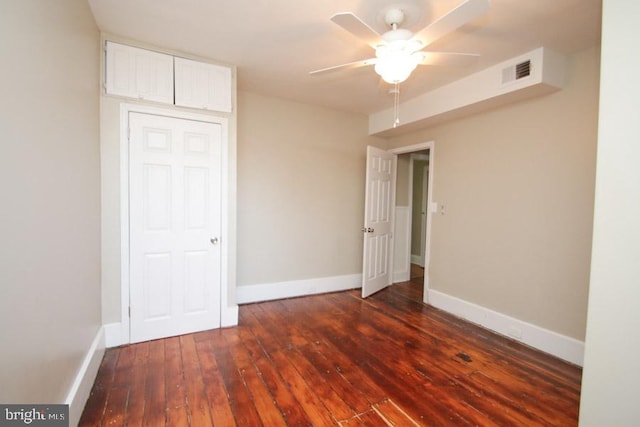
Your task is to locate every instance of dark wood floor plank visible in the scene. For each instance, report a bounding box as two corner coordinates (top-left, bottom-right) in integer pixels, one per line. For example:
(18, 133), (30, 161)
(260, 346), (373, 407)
(81, 274), (581, 427)
(163, 337), (189, 427)
(142, 339), (166, 427)
(193, 331), (238, 427)
(180, 334), (215, 427)
(123, 340), (149, 427)
(102, 387), (129, 427)
(373, 399), (422, 427)
(354, 409), (392, 426)
(236, 315), (316, 426)
(263, 350), (340, 427)
(248, 301), (359, 422)
(305, 293), (484, 425)
(78, 348), (119, 426)
(221, 327), (289, 427)
(296, 343), (374, 415)
(243, 304), (338, 426)
(284, 346), (357, 422)
(273, 298), (389, 408)
(112, 345), (136, 389)
(209, 328), (264, 426)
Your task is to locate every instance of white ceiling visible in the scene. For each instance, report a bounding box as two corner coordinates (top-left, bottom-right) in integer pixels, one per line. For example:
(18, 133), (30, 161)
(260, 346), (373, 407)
(87, 0), (602, 115)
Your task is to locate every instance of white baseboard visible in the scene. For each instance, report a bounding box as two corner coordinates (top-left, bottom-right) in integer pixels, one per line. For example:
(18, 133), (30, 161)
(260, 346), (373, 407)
(105, 304), (239, 346)
(221, 304), (239, 327)
(411, 254), (424, 267)
(104, 321), (127, 348)
(65, 326), (105, 427)
(428, 289), (585, 366)
(237, 274), (362, 304)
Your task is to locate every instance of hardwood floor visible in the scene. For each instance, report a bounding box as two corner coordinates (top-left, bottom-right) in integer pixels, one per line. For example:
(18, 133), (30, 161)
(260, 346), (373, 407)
(80, 276), (582, 426)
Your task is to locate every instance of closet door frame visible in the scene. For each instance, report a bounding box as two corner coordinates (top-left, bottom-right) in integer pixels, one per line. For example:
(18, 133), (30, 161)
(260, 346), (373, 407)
(118, 103), (235, 345)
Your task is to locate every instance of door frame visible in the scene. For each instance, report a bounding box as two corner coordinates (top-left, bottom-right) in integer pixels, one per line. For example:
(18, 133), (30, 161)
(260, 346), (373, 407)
(118, 103), (233, 344)
(390, 141), (435, 304)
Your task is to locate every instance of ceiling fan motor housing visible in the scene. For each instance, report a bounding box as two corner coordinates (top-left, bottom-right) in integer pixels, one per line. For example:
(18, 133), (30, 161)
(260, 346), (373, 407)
(385, 8), (406, 28)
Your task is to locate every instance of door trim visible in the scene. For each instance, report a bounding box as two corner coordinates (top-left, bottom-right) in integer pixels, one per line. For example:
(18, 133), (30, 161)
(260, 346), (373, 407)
(389, 141), (435, 304)
(119, 103), (235, 344)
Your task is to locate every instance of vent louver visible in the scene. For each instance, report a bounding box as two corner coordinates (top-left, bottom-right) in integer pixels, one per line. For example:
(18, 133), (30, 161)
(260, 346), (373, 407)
(516, 60), (531, 79)
(502, 59), (532, 84)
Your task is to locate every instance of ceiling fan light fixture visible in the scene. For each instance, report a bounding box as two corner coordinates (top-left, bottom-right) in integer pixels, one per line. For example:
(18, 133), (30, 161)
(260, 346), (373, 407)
(374, 48), (421, 84)
(381, 28), (413, 43)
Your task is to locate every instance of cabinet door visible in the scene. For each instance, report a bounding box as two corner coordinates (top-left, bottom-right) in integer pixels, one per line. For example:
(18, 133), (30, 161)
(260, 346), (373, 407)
(175, 57), (232, 113)
(105, 42), (174, 104)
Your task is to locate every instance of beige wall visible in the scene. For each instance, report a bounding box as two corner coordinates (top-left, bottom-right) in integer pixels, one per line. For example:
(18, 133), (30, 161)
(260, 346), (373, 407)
(0, 0), (101, 403)
(99, 96), (123, 324)
(237, 91), (385, 286)
(395, 155), (410, 206)
(580, 1), (640, 424)
(387, 46), (599, 340)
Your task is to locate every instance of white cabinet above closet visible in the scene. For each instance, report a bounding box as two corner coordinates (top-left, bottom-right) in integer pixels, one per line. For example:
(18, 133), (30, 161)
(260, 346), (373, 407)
(105, 41), (174, 104)
(104, 41), (233, 113)
(175, 57), (232, 113)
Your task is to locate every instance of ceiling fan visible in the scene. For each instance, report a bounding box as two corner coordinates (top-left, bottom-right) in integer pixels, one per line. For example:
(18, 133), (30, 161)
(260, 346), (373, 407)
(310, 0), (490, 85)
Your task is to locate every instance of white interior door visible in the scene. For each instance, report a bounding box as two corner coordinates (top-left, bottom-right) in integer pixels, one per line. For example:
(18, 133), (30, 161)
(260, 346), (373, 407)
(362, 146), (397, 298)
(129, 112), (222, 343)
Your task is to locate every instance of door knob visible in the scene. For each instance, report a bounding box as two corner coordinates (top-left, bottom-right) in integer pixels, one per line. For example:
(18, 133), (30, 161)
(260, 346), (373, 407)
(210, 237), (219, 245)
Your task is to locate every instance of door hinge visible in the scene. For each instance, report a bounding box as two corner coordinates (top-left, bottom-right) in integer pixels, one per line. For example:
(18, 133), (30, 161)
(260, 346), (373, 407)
(128, 306), (131, 318)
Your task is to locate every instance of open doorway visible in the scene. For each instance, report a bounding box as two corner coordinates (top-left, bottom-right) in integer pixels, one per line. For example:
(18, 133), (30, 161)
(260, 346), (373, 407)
(410, 153), (430, 270)
(390, 142), (434, 303)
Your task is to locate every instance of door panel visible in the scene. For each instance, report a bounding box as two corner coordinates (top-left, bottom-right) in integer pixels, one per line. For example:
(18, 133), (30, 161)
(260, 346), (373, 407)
(144, 252), (171, 319)
(144, 164), (171, 230)
(184, 167), (208, 229)
(184, 250), (208, 312)
(129, 112), (222, 343)
(362, 146), (397, 298)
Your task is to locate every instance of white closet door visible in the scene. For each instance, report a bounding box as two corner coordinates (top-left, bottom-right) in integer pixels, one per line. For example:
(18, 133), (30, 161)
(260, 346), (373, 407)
(129, 112), (222, 343)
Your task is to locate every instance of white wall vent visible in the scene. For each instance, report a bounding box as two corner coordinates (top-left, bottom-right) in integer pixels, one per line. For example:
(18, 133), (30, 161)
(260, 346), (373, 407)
(502, 60), (532, 84)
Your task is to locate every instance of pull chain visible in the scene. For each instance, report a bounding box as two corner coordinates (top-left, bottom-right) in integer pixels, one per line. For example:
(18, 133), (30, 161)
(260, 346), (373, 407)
(393, 82), (400, 128)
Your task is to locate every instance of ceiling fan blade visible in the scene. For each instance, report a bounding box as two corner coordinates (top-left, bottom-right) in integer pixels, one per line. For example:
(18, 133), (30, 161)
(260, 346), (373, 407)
(417, 51), (480, 67)
(330, 12), (382, 49)
(309, 58), (377, 75)
(415, 0), (490, 47)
